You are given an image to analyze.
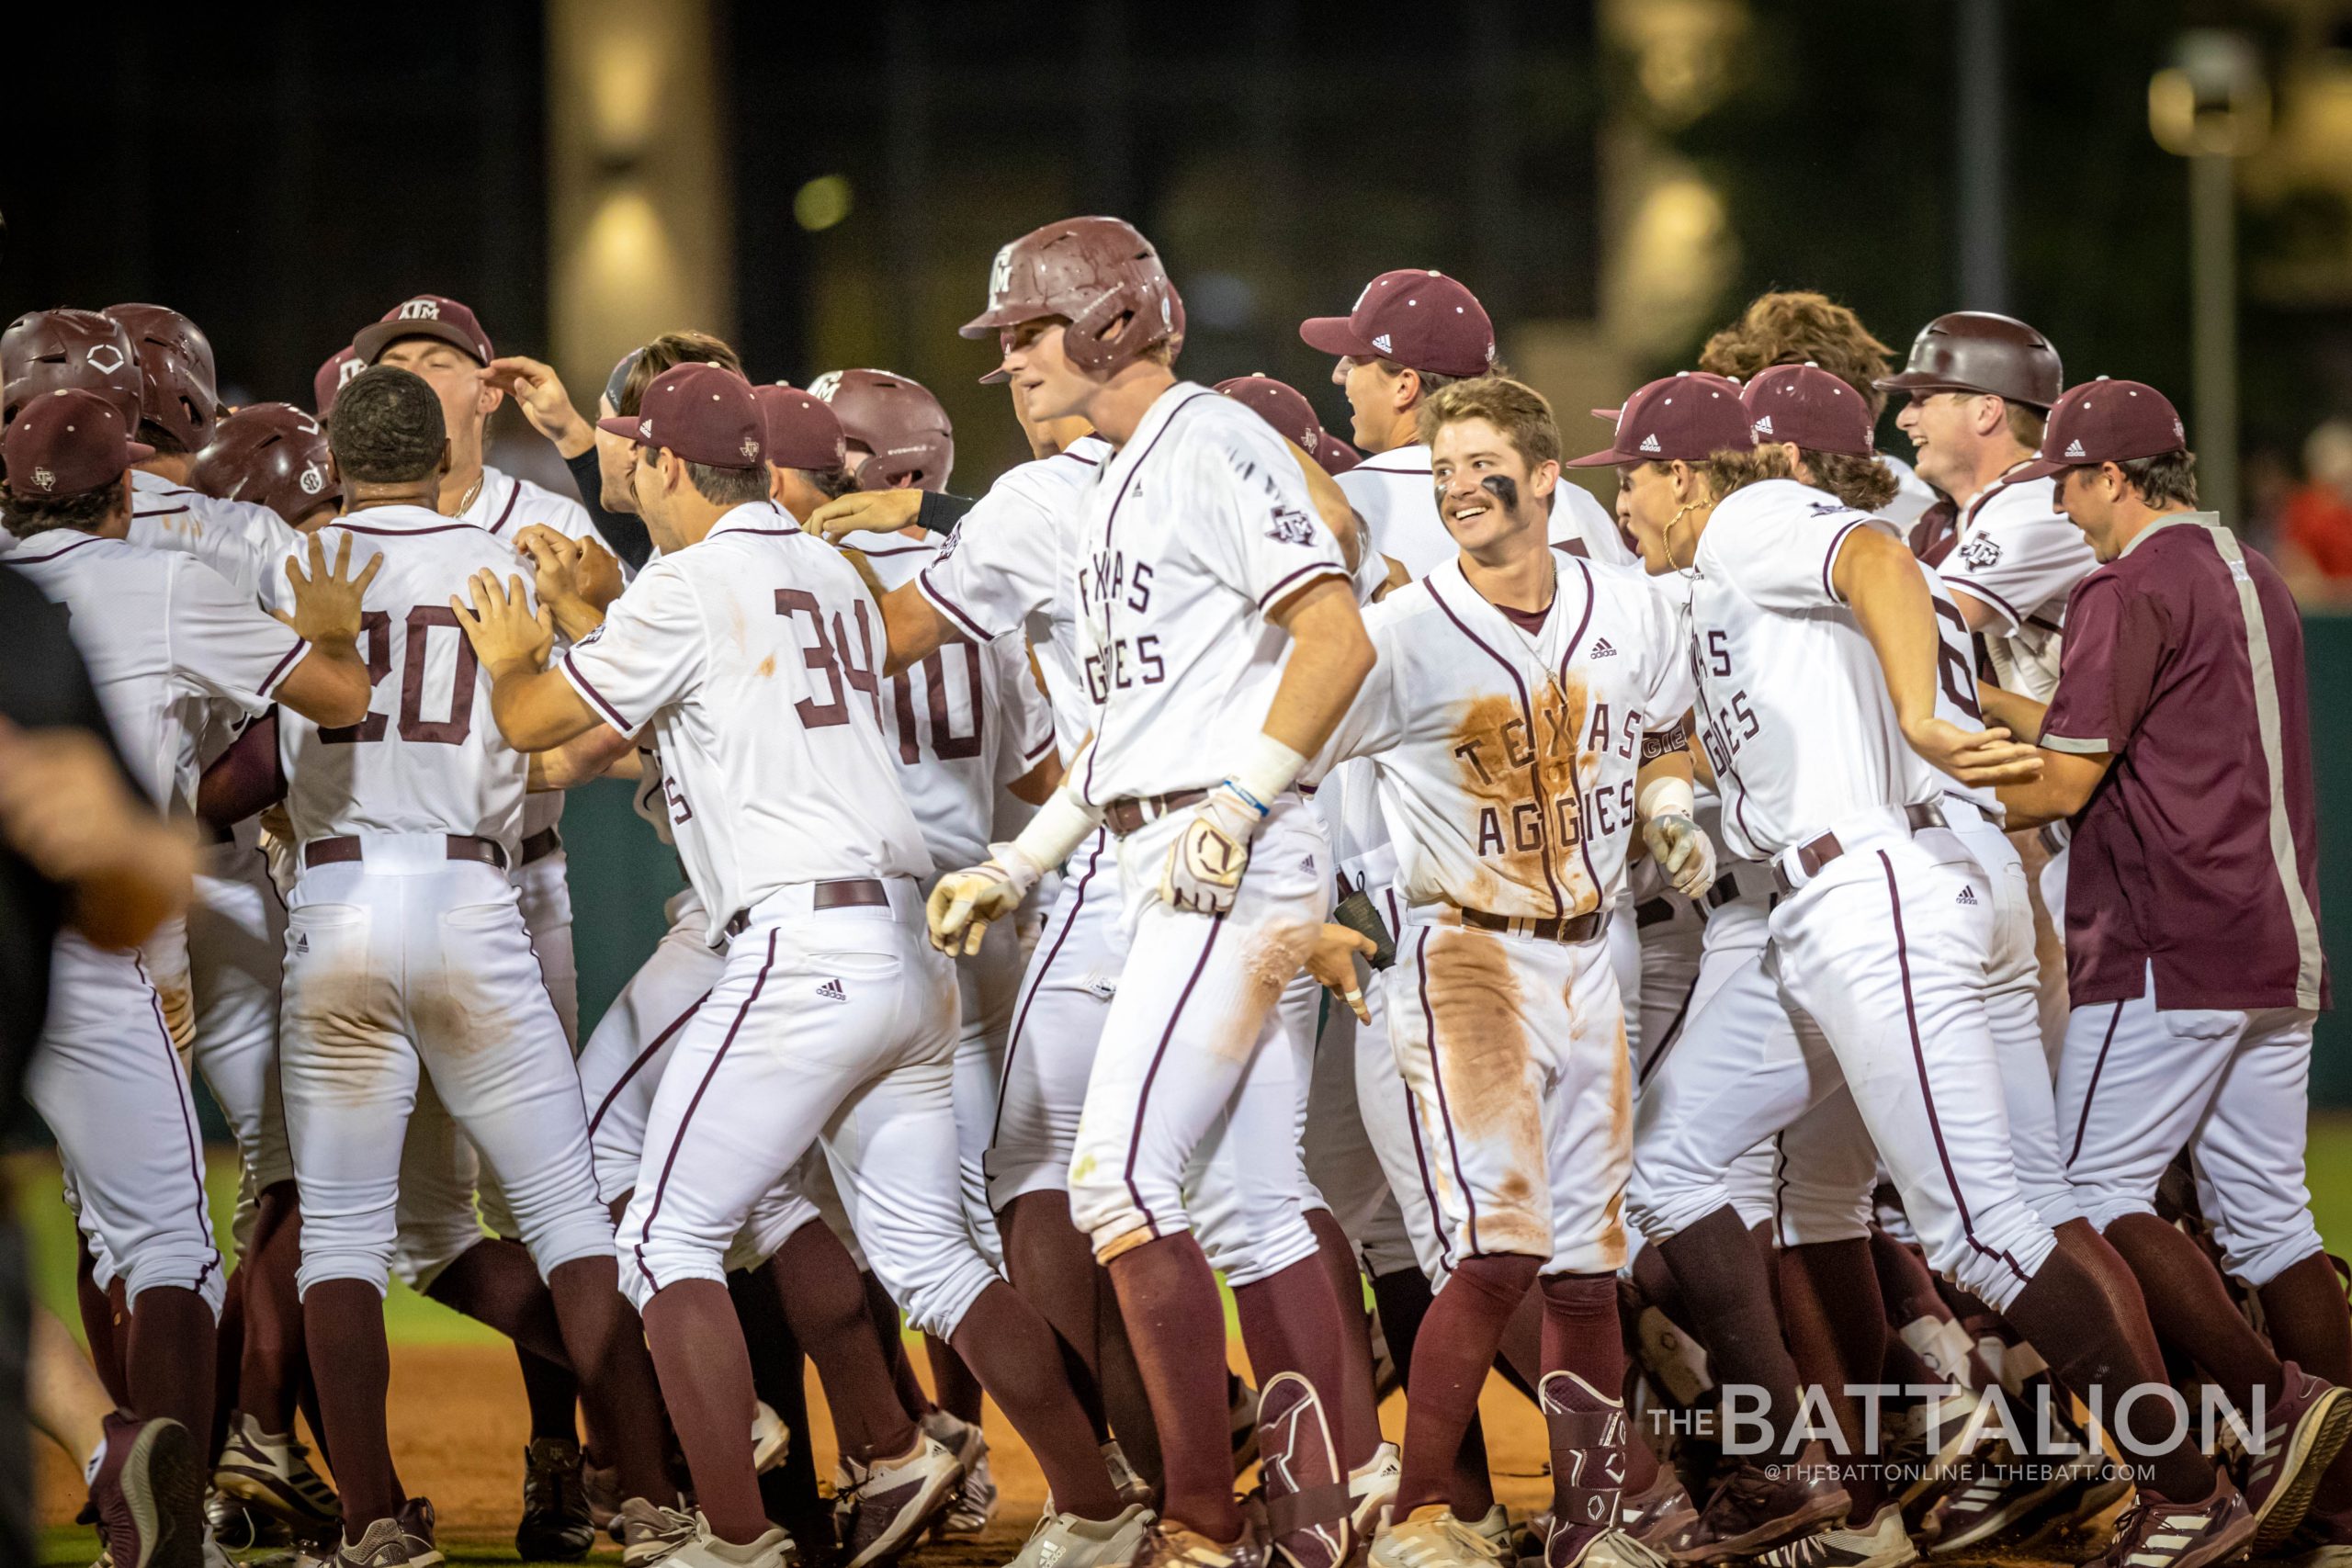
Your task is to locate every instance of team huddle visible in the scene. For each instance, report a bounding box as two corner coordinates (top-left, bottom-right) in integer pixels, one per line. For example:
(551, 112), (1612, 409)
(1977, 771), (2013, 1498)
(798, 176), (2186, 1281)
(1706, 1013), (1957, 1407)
(1, 213), (2340, 1568)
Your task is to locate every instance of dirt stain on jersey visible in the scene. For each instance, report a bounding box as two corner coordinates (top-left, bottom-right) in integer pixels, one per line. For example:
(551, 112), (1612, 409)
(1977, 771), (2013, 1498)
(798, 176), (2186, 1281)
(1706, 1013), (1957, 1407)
(1422, 927), (1547, 1257)
(1447, 676), (1593, 917)
(755, 654), (776, 678)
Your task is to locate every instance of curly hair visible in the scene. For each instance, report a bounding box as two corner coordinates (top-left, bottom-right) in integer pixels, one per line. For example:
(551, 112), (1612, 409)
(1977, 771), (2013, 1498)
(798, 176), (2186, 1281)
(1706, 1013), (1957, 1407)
(1700, 291), (1895, 417)
(1700, 444), (1899, 513)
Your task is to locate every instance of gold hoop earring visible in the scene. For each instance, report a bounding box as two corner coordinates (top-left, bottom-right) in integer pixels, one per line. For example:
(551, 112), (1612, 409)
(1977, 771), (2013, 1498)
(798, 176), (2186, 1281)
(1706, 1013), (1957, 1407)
(1664, 501), (1702, 570)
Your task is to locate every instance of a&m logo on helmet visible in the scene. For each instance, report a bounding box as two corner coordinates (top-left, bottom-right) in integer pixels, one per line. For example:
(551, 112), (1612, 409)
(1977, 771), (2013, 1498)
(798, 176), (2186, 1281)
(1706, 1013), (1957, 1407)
(85, 344), (127, 376)
(808, 372), (843, 402)
(300, 464), (326, 496)
(397, 299), (442, 321)
(988, 243), (1015, 307)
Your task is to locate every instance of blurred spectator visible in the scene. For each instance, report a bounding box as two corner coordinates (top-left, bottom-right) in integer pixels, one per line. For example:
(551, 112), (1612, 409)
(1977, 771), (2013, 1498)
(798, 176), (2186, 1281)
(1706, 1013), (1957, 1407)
(2277, 420), (2352, 604)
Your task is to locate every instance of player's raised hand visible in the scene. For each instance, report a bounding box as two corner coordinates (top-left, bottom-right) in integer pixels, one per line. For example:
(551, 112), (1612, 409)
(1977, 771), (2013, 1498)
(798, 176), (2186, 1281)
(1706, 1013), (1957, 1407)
(1904, 716), (2046, 787)
(925, 844), (1045, 956)
(483, 355), (595, 457)
(449, 568), (555, 677)
(277, 530), (381, 651)
(1304, 923), (1377, 1022)
(1642, 810), (1718, 898)
(803, 487), (922, 544)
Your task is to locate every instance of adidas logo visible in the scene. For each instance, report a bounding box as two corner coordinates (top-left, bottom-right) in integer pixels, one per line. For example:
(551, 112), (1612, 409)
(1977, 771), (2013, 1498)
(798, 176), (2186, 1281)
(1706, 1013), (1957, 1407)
(1753, 413), (1774, 436)
(293, 932), (310, 954)
(2064, 438), (2086, 457)
(1590, 638), (1617, 658)
(1372, 333), (1392, 354)
(1038, 1543), (1066, 1568)
(816, 978), (846, 1002)
(1639, 433), (1662, 454)
(1956, 887), (1978, 906)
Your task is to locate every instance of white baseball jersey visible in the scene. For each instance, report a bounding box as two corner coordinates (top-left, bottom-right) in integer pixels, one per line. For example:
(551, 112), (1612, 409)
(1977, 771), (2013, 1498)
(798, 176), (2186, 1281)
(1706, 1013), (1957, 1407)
(837, 527), (1056, 870)
(1317, 549), (1694, 919)
(1067, 384), (1351, 806)
(276, 505), (532, 851)
(1878, 452), (1939, 530)
(458, 463), (599, 546)
(1920, 566), (2002, 822)
(560, 502), (930, 930)
(7, 531), (307, 809)
(914, 436), (1113, 763)
(1335, 441), (1632, 574)
(1680, 478), (1937, 862)
(129, 468), (302, 604)
(1936, 468), (2094, 701)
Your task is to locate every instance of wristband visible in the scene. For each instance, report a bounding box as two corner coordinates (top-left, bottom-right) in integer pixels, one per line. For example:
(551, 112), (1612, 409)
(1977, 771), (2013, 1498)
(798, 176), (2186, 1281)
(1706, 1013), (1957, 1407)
(1006, 776), (1104, 875)
(1637, 772), (1696, 823)
(1228, 731), (1309, 815)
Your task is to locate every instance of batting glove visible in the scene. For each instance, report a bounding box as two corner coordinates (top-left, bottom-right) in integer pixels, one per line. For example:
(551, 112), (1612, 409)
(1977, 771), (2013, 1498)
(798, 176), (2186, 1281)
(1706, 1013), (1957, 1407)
(1159, 780), (1270, 915)
(1643, 811), (1718, 900)
(927, 842), (1046, 956)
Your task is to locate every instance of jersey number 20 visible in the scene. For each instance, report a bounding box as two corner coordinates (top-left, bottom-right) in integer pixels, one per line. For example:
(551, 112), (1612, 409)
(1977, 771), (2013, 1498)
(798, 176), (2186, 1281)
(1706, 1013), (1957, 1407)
(319, 606), (480, 746)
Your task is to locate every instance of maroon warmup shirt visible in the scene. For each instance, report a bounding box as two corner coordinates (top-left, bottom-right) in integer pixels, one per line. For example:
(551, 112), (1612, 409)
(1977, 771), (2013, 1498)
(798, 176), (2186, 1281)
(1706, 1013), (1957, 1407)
(2041, 513), (2327, 1012)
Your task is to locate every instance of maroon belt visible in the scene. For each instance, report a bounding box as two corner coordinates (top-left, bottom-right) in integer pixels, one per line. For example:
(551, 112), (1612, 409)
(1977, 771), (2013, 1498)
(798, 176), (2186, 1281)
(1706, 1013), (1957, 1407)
(1771, 802), (1944, 897)
(723, 878), (889, 938)
(520, 826), (563, 865)
(1458, 907), (1608, 945)
(303, 834), (508, 871)
(1102, 788), (1208, 838)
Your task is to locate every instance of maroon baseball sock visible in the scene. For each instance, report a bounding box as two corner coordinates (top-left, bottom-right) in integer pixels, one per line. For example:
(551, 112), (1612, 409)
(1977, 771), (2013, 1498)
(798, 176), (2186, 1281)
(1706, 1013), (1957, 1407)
(2106, 1213), (2285, 1407)
(1495, 1280), (1544, 1404)
(1001, 1191), (1142, 1462)
(643, 1279), (769, 1544)
(1392, 1254), (1540, 1516)
(2004, 1224), (2212, 1502)
(127, 1285), (216, 1459)
(952, 1282), (1122, 1518)
(1306, 1207), (1385, 1466)
(1454, 1413), (1497, 1519)
(1541, 1272), (1630, 1529)
(1777, 1241), (1887, 1519)
(2259, 1252), (2352, 1509)
(1657, 1205), (1805, 1452)
(925, 1333), (986, 1426)
(861, 1270), (933, 1420)
(78, 1254), (130, 1409)
(1110, 1235), (1247, 1541)
(726, 1268), (830, 1540)
(1233, 1253), (1375, 1474)
(302, 1278), (401, 1529)
(548, 1257), (674, 1506)
(237, 1184), (307, 1436)
(517, 1347), (582, 1443)
(769, 1228), (917, 1460)
(423, 1238), (571, 1365)
(211, 1267), (246, 1459)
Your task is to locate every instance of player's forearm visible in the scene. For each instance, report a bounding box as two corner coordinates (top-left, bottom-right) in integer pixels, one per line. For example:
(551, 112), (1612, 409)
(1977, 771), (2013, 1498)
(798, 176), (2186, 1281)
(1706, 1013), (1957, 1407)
(1285, 441), (1366, 573)
(1996, 749), (2109, 830)
(1634, 750), (1696, 821)
(1976, 683), (2049, 744)
(1261, 580), (1376, 762)
(1840, 534), (1941, 733)
(878, 579), (961, 677)
(547, 593), (606, 646)
(489, 667), (598, 753)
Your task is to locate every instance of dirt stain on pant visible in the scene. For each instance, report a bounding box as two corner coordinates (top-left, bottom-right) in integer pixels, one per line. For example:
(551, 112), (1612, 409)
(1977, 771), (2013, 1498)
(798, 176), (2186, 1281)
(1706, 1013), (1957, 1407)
(1424, 928), (1548, 1257)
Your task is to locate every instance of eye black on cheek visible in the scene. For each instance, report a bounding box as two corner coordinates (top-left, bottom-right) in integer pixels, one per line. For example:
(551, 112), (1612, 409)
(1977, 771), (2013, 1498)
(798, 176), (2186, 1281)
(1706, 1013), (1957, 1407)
(1480, 474), (1520, 512)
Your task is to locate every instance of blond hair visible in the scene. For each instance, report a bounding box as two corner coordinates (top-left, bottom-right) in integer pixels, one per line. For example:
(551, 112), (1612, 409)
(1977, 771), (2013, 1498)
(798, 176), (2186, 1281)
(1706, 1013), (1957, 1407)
(1416, 376), (1561, 468)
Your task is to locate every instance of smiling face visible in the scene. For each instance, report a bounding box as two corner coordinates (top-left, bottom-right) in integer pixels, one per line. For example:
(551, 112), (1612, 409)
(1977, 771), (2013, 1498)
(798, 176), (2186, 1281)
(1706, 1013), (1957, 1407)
(996, 319), (1095, 423)
(1431, 415), (1553, 560)
(373, 337), (499, 471)
(1894, 389), (1995, 500)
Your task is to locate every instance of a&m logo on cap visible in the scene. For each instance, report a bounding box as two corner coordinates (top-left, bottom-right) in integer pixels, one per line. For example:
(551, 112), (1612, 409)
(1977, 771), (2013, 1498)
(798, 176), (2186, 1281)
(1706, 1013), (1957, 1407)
(988, 244), (1014, 306)
(31, 467), (54, 491)
(741, 436), (760, 460)
(397, 299), (442, 321)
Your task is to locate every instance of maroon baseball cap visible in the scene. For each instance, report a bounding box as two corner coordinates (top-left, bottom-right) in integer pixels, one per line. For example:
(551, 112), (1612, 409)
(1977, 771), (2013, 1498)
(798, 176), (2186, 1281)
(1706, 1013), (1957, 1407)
(2015, 378), (2188, 482)
(1300, 269), (1497, 379)
(598, 365), (766, 470)
(4, 388), (153, 499)
(1315, 431), (1363, 476)
(1743, 364), (1874, 457)
(755, 384), (848, 471)
(352, 295), (495, 367)
(314, 347), (361, 418)
(1566, 372), (1752, 468)
(1215, 376), (1323, 452)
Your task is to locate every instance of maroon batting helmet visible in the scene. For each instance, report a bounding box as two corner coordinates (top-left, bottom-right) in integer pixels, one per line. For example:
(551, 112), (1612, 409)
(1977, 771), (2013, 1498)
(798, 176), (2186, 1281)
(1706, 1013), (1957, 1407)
(959, 217), (1184, 381)
(1215, 376), (1324, 453)
(314, 348), (361, 419)
(189, 403), (337, 527)
(809, 369), (955, 492)
(1874, 311), (2063, 411)
(1, 310), (143, 432)
(106, 303), (220, 453)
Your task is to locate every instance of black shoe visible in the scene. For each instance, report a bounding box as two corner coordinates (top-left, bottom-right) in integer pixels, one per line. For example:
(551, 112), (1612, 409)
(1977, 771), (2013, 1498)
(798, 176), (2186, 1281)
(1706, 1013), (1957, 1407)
(517, 1438), (597, 1561)
(2086, 1474), (2253, 1568)
(90, 1415), (205, 1568)
(1665, 1456), (1850, 1564)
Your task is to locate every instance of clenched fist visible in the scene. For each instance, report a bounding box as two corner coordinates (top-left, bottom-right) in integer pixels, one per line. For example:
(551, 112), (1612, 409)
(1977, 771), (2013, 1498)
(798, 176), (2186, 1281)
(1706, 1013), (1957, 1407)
(927, 842), (1046, 955)
(1642, 811), (1718, 899)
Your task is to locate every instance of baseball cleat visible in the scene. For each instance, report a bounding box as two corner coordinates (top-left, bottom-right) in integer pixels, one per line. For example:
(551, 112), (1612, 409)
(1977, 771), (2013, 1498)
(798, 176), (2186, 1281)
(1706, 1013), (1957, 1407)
(1754, 1505), (1917, 1568)
(1664, 1457), (1850, 1563)
(328, 1517), (413, 1566)
(204, 1487), (291, 1552)
(516, 1436), (596, 1561)
(1921, 1444), (2074, 1555)
(212, 1410), (342, 1536)
(1368, 1507), (1493, 1568)
(1459, 1505), (1511, 1562)
(1106, 1440), (1157, 1508)
(1890, 1389), (1995, 1515)
(919, 1408), (994, 1536)
(394, 1495), (441, 1568)
(618, 1496), (703, 1565)
(839, 1435), (961, 1567)
(1256, 1371), (1355, 1568)
(660, 1517), (797, 1568)
(2243, 1365), (2352, 1552)
(1622, 1473), (1700, 1551)
(1547, 1524), (1676, 1568)
(1003, 1503), (1158, 1568)
(2083, 1474), (2253, 1568)
(1351, 1441), (1403, 1538)
(91, 1414), (206, 1568)
(584, 1460), (626, 1542)
(1136, 1519), (1271, 1568)
(752, 1401), (793, 1475)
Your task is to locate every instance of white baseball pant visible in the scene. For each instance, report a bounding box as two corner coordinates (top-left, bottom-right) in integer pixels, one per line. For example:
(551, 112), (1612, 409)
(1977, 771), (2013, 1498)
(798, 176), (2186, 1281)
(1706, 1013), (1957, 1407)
(277, 834), (614, 1297)
(187, 836), (294, 1207)
(2057, 964), (2322, 1288)
(580, 887), (723, 1206)
(471, 838), (581, 1244)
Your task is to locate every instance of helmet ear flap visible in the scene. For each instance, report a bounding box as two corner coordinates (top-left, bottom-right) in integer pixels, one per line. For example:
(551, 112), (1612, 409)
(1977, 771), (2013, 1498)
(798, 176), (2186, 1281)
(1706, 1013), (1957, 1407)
(1060, 273), (1177, 376)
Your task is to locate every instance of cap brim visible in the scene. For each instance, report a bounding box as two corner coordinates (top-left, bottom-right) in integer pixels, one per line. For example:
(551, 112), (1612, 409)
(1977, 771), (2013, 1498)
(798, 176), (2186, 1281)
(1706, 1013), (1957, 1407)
(978, 367), (1012, 386)
(595, 414), (650, 446)
(2009, 458), (2067, 482)
(1562, 446), (1638, 468)
(1872, 371), (1977, 397)
(1589, 407), (1622, 422)
(351, 318), (490, 366)
(126, 440), (156, 465)
(1298, 316), (1375, 359)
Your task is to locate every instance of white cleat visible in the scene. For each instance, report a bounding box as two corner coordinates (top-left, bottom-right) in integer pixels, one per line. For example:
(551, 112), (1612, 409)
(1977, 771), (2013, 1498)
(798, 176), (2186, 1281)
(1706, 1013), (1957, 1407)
(752, 1401), (793, 1475)
(1757, 1506), (1919, 1568)
(1004, 1504), (1158, 1568)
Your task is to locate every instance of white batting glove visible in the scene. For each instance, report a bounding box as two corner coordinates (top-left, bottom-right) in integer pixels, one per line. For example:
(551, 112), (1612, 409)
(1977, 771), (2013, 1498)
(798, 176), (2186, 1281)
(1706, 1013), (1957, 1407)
(1159, 781), (1270, 915)
(1642, 811), (1717, 899)
(927, 842), (1046, 956)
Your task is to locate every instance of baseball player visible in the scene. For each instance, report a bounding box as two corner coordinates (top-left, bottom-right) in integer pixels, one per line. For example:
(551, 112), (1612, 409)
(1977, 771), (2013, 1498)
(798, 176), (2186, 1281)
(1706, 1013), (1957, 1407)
(454, 363), (1143, 1568)
(1598, 368), (2290, 1568)
(926, 213), (1384, 1568)
(190, 403), (340, 533)
(1295, 375), (1710, 1568)
(0, 385), (379, 1561)
(812, 368), (956, 493)
(266, 365), (680, 1568)
(1989, 380), (2352, 1558)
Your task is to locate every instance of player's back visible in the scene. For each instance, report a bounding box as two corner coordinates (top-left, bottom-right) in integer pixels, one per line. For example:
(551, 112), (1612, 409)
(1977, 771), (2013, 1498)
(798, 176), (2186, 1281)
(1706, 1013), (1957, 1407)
(130, 468), (300, 604)
(278, 504), (529, 851)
